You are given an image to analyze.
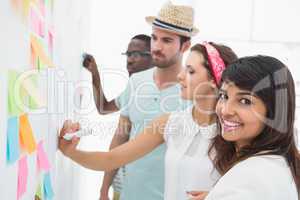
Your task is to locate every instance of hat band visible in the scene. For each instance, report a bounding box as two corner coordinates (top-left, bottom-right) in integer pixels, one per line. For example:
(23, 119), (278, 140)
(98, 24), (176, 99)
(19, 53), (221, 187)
(153, 18), (193, 33)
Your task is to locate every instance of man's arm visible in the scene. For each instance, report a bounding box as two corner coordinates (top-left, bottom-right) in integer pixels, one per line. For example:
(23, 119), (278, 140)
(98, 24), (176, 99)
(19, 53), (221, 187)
(99, 116), (131, 200)
(83, 54), (118, 114)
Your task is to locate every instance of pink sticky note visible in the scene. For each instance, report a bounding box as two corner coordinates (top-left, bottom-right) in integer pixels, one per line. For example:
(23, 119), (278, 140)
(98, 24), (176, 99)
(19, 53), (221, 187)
(30, 7), (39, 35)
(48, 29), (53, 54)
(37, 141), (51, 172)
(17, 156), (28, 200)
(30, 7), (44, 37)
(39, 0), (46, 17)
(39, 18), (45, 37)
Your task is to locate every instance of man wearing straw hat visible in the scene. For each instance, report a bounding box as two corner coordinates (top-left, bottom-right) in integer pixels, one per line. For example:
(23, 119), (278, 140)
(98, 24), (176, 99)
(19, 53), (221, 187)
(96, 2), (199, 200)
(82, 1), (198, 200)
(82, 34), (153, 200)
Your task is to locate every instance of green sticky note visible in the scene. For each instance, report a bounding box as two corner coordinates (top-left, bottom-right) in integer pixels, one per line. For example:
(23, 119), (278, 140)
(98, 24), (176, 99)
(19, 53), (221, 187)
(8, 70), (24, 116)
(36, 181), (43, 199)
(28, 74), (39, 109)
(28, 94), (39, 109)
(37, 57), (41, 70)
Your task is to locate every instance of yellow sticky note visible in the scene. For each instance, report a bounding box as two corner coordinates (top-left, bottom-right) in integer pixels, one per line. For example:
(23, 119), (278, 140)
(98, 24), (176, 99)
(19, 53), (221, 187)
(22, 0), (31, 17)
(22, 75), (46, 108)
(19, 114), (37, 153)
(8, 70), (24, 116)
(10, 0), (37, 19)
(26, 74), (39, 109)
(30, 34), (54, 67)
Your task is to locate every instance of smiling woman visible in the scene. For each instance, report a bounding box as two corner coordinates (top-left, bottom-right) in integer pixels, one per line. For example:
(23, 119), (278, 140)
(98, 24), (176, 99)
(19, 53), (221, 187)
(206, 55), (300, 200)
(217, 83), (267, 148)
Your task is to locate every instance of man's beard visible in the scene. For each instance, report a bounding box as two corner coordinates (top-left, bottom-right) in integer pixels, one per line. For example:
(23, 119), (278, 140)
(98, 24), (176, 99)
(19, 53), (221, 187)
(152, 52), (179, 68)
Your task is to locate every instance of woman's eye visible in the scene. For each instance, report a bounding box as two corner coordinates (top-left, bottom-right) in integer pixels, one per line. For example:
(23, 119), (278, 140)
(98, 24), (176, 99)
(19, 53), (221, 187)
(240, 98), (252, 105)
(188, 69), (195, 74)
(185, 67), (195, 74)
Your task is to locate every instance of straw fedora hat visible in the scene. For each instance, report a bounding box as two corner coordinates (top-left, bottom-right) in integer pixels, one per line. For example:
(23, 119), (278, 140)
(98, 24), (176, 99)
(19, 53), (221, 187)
(145, 1), (199, 37)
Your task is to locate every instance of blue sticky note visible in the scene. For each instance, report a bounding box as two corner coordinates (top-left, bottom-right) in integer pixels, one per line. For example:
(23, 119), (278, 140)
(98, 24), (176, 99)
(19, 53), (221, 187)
(6, 117), (20, 164)
(43, 173), (54, 199)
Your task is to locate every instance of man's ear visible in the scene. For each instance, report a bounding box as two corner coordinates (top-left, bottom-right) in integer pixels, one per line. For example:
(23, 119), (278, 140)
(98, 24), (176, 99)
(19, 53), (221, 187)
(181, 40), (191, 53)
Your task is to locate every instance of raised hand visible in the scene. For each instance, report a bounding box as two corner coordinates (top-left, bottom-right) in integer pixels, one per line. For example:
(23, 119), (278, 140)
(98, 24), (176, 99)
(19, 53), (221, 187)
(82, 53), (99, 75)
(58, 120), (81, 157)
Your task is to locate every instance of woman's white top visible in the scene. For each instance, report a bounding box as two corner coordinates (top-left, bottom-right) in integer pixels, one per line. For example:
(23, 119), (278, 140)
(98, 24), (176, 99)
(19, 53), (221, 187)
(163, 106), (220, 200)
(205, 155), (298, 200)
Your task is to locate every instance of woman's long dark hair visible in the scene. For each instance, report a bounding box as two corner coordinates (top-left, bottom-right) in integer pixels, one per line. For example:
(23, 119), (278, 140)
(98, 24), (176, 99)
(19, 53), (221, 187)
(209, 55), (300, 193)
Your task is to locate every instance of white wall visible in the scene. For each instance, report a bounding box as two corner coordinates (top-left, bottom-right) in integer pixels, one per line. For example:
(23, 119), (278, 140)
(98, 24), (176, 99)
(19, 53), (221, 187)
(52, 0), (92, 199)
(1, 0), (93, 199)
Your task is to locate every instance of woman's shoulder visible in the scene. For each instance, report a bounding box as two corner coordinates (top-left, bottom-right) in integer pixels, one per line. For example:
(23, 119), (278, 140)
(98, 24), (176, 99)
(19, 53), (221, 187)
(229, 155), (291, 180)
(206, 155), (298, 200)
(236, 155), (288, 171)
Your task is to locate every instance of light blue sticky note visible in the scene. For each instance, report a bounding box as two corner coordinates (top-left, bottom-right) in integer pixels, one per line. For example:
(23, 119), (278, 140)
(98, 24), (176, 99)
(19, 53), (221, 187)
(6, 117), (20, 164)
(43, 173), (54, 199)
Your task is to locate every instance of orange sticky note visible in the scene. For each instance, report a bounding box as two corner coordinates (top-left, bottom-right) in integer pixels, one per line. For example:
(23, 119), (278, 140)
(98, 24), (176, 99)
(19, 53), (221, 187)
(17, 156), (28, 200)
(30, 34), (54, 67)
(10, 0), (21, 12)
(19, 114), (37, 153)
